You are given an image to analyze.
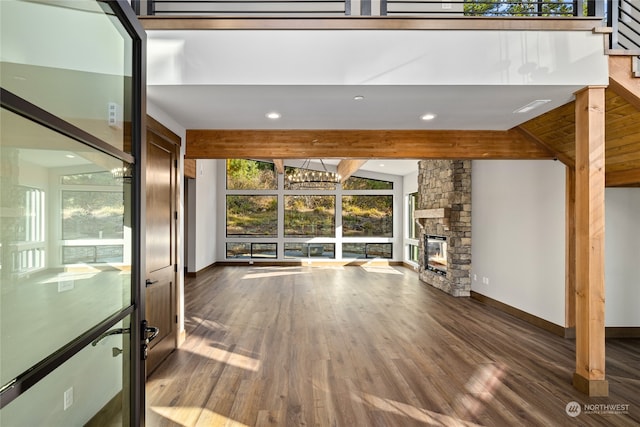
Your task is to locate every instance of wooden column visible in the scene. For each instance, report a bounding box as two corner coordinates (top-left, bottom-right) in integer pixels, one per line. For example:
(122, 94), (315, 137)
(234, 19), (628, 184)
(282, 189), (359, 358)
(565, 165), (575, 336)
(573, 86), (608, 396)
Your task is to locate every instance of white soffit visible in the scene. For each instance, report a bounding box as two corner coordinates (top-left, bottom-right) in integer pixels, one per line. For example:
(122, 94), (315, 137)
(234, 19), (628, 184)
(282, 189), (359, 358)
(147, 30), (608, 86)
(146, 28), (608, 131)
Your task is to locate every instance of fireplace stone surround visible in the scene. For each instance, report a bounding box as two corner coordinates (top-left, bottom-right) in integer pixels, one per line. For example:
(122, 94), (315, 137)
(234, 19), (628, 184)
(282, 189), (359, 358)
(416, 160), (472, 297)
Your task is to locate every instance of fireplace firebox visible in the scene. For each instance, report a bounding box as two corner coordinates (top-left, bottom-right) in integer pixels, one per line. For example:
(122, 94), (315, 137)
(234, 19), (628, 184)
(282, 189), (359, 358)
(425, 235), (447, 276)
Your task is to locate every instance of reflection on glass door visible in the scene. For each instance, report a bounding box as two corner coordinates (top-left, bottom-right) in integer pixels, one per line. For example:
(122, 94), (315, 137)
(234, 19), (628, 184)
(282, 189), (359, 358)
(0, 109), (133, 426)
(0, 0), (144, 425)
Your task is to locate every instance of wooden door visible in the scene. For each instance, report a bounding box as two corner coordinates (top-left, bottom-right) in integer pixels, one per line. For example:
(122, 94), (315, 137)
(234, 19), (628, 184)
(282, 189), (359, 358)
(145, 128), (178, 374)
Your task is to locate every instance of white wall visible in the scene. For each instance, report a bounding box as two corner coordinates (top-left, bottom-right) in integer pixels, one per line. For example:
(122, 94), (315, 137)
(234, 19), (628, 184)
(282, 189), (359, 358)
(605, 188), (640, 327)
(471, 160), (566, 326)
(194, 159), (218, 270)
(471, 161), (640, 328)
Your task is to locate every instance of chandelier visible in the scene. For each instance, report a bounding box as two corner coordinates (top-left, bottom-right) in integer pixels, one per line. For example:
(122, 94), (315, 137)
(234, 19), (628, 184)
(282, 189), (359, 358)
(111, 164), (133, 182)
(286, 159), (341, 189)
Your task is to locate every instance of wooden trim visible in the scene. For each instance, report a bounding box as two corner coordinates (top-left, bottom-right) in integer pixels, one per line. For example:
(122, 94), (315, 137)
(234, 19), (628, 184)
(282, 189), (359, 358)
(184, 158), (197, 179)
(606, 168), (640, 187)
(573, 86), (607, 396)
(148, 115), (181, 147)
(605, 327), (640, 338)
(186, 262), (218, 277)
(273, 159), (285, 174)
(337, 159), (366, 182)
(140, 16), (603, 31)
(186, 129), (555, 160)
(470, 291), (566, 337)
(609, 56), (640, 111)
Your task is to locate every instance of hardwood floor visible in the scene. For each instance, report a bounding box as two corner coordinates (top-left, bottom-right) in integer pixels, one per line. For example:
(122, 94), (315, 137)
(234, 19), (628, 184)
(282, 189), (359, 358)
(146, 266), (640, 426)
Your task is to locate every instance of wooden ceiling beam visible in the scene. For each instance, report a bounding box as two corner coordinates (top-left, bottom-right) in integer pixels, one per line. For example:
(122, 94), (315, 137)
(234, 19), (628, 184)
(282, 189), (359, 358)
(273, 159), (284, 174)
(337, 159), (367, 182)
(606, 168), (640, 187)
(186, 129), (555, 160)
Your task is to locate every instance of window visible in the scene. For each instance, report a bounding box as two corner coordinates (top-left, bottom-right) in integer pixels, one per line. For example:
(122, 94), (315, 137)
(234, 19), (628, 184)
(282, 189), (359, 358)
(226, 195), (277, 237)
(343, 175), (393, 190)
(342, 243), (392, 259)
(226, 242), (277, 259)
(409, 244), (419, 263)
(226, 159), (276, 190)
(10, 186), (46, 273)
(284, 243), (335, 259)
(62, 191), (124, 240)
(342, 195), (393, 237)
(60, 171), (127, 265)
(408, 192), (418, 239)
(284, 195), (335, 237)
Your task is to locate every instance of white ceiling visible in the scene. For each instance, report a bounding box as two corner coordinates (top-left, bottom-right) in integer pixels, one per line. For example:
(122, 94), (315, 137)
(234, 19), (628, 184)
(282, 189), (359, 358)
(146, 28), (609, 177)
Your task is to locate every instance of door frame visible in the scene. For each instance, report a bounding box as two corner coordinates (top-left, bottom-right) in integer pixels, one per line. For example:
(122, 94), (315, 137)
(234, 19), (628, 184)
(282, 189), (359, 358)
(145, 116), (181, 374)
(0, 1), (147, 425)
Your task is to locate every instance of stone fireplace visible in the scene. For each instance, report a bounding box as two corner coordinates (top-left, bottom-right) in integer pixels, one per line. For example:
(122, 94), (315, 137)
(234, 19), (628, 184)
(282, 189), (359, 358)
(416, 160), (471, 297)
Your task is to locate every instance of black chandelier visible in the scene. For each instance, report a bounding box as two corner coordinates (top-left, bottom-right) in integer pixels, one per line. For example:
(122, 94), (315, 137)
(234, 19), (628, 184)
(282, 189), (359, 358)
(286, 159), (341, 189)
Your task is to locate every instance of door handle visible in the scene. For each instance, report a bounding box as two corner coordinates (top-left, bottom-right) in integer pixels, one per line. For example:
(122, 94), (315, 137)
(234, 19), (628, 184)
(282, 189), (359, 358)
(144, 325), (160, 343)
(145, 279), (158, 287)
(91, 328), (130, 346)
(141, 320), (160, 360)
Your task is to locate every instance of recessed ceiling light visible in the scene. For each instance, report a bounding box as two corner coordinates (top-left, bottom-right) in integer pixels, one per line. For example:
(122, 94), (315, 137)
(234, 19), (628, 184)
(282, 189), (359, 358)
(513, 99), (551, 114)
(65, 154), (76, 159)
(421, 113), (437, 121)
(379, 163), (385, 167)
(266, 112), (281, 120)
(353, 95), (365, 101)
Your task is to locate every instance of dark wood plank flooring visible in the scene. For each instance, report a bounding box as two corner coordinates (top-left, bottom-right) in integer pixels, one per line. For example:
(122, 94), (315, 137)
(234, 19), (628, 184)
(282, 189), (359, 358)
(146, 266), (640, 426)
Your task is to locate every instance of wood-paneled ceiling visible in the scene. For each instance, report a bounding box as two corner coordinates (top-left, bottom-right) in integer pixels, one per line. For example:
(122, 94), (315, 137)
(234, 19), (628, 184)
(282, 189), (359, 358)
(518, 56), (640, 187)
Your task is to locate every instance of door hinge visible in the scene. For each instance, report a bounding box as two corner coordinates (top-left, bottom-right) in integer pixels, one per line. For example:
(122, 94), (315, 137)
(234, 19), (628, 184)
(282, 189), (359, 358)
(174, 211), (178, 220)
(174, 264), (178, 273)
(175, 315), (178, 324)
(174, 159), (178, 169)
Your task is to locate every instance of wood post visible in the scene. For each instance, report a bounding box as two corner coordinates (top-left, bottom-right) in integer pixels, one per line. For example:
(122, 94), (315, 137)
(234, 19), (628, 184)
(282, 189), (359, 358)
(565, 165), (576, 334)
(573, 86), (608, 396)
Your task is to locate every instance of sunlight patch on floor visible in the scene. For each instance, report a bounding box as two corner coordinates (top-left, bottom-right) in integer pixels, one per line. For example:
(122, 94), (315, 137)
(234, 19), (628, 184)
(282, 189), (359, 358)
(150, 406), (249, 427)
(242, 269), (310, 280)
(455, 363), (507, 419)
(182, 344), (261, 372)
(360, 265), (404, 275)
(353, 391), (483, 426)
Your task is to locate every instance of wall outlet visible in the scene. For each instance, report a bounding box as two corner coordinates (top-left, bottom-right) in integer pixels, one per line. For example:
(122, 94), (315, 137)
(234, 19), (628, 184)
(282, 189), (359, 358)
(473, 274), (477, 281)
(482, 277), (489, 285)
(248, 260), (254, 265)
(58, 279), (74, 293)
(63, 387), (74, 411)
(442, 3), (452, 9)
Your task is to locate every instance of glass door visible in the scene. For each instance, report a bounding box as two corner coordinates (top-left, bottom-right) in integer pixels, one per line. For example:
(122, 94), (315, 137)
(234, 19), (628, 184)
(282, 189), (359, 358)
(0, 1), (146, 425)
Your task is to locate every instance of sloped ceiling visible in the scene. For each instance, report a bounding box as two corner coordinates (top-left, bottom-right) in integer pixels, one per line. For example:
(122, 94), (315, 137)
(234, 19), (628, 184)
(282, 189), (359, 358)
(518, 86), (640, 187)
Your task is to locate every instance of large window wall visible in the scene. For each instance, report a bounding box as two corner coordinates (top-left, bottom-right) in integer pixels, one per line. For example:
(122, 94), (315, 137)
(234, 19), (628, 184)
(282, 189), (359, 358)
(222, 159), (401, 261)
